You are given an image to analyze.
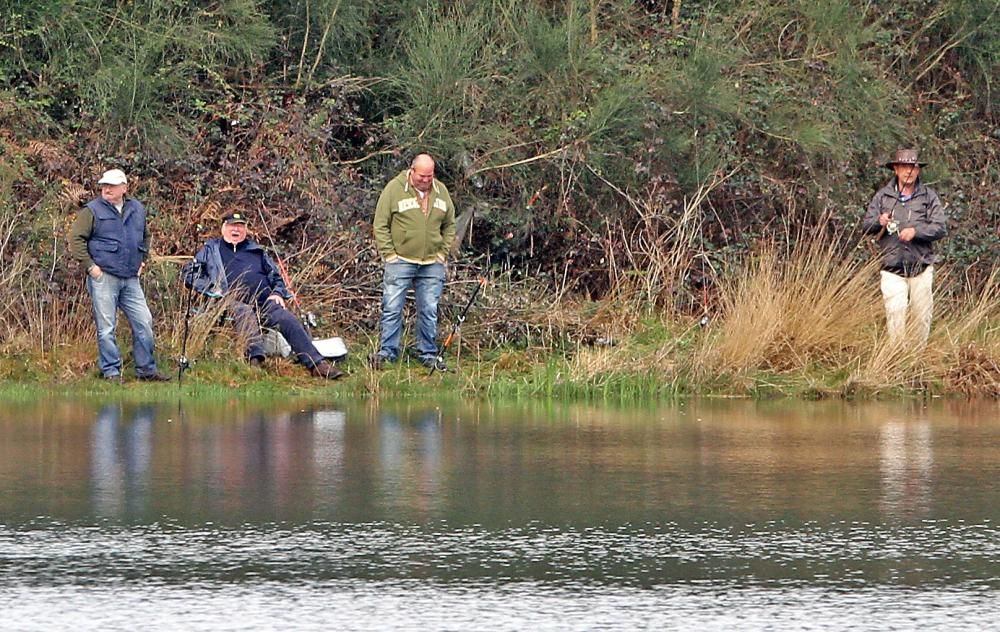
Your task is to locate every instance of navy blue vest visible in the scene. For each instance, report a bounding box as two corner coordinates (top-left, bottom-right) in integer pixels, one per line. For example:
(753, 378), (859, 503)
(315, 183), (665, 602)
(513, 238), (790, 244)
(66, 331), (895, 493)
(85, 198), (147, 277)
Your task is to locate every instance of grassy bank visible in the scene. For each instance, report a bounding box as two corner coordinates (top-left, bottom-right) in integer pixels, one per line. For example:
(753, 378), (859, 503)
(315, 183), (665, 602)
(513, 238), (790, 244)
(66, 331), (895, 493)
(3, 232), (998, 402)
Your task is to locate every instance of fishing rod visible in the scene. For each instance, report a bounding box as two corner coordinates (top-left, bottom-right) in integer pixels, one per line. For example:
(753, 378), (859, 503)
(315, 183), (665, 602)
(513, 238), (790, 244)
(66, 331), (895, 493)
(177, 259), (200, 386)
(254, 202), (317, 331)
(429, 277), (487, 376)
(865, 162), (916, 255)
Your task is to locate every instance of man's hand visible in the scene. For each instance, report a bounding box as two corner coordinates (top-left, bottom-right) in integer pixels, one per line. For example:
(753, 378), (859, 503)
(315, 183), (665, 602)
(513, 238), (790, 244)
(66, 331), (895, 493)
(267, 294), (286, 309)
(898, 227), (917, 242)
(88, 264), (103, 279)
(879, 213), (891, 227)
(138, 262), (145, 276)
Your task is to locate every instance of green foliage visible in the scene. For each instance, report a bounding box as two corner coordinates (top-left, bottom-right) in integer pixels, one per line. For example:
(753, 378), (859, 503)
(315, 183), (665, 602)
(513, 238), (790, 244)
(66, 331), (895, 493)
(387, 6), (494, 156)
(266, 0), (376, 87)
(2, 0), (276, 150)
(0, 0), (998, 333)
(940, 0), (1000, 117)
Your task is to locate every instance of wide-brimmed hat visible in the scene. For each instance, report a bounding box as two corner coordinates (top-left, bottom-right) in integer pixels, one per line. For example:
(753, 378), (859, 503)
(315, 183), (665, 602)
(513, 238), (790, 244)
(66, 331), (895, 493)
(222, 212), (249, 225)
(97, 169), (128, 185)
(884, 148), (926, 169)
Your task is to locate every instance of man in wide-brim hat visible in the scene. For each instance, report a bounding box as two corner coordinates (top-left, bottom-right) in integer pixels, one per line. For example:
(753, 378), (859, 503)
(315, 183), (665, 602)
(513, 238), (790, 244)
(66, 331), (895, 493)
(862, 149), (947, 344)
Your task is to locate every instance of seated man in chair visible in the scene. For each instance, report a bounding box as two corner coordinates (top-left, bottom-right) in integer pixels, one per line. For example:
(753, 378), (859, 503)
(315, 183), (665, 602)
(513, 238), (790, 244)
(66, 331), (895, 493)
(182, 212), (343, 380)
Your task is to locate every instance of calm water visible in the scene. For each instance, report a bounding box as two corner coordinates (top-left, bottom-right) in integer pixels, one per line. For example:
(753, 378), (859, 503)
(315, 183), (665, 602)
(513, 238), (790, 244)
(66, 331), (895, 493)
(0, 398), (998, 630)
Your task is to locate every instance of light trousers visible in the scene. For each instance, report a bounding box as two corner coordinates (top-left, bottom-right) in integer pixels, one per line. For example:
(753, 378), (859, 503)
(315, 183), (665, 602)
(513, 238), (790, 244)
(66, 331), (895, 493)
(880, 265), (934, 344)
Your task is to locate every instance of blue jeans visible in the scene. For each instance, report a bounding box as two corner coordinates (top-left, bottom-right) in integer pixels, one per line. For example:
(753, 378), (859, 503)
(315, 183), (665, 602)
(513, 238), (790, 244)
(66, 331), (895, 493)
(86, 273), (159, 378)
(377, 261), (445, 362)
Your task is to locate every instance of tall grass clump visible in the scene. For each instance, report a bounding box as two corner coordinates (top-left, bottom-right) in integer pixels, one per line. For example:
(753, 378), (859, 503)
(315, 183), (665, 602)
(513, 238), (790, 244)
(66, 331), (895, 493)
(387, 5), (495, 157)
(695, 232), (882, 381)
(851, 269), (1000, 395)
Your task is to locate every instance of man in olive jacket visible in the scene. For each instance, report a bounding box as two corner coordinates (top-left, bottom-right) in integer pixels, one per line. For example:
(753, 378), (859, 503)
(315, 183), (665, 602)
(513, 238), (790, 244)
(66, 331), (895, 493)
(371, 154), (456, 370)
(862, 149), (947, 344)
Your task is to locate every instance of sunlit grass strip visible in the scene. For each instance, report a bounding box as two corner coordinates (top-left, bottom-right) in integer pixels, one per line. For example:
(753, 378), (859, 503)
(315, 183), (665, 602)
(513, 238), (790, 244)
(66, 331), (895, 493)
(480, 356), (686, 402)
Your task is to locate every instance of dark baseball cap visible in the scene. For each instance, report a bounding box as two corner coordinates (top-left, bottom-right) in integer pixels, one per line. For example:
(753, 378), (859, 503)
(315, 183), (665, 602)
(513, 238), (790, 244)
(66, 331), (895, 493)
(222, 212), (249, 225)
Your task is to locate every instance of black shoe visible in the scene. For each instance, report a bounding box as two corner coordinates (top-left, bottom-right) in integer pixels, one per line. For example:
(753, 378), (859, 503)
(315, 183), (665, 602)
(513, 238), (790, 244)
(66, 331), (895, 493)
(421, 357), (447, 372)
(249, 356), (265, 369)
(311, 361), (345, 380)
(104, 374), (123, 384)
(137, 371), (172, 382)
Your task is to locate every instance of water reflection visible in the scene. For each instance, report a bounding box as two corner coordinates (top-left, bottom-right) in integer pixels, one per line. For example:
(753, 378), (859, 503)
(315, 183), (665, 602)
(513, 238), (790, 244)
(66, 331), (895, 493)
(91, 404), (155, 517)
(311, 410), (345, 510)
(1, 398), (999, 630)
(81, 403), (450, 522)
(0, 398), (997, 528)
(377, 407), (444, 518)
(879, 418), (933, 519)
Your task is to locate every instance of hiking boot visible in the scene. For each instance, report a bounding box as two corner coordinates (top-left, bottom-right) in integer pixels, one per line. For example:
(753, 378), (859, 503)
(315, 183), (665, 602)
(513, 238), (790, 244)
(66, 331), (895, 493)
(137, 370), (172, 382)
(249, 356), (265, 369)
(311, 361), (345, 380)
(421, 356), (448, 372)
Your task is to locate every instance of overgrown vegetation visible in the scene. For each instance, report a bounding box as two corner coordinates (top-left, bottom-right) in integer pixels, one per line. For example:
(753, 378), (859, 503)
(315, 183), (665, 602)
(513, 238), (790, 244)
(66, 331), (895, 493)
(1, 0), (998, 398)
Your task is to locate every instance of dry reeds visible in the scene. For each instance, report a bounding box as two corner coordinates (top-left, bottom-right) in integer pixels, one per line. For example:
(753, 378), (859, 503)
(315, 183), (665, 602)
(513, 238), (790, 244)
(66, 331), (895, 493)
(695, 234), (882, 378)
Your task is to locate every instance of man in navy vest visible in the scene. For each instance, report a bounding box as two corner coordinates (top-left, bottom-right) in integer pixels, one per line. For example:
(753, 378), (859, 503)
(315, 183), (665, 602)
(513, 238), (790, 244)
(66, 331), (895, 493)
(181, 212), (344, 380)
(70, 169), (171, 382)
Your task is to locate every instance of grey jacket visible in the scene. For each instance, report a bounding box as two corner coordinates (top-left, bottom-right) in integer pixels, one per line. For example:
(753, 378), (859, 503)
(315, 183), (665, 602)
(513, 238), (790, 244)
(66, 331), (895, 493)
(862, 181), (946, 277)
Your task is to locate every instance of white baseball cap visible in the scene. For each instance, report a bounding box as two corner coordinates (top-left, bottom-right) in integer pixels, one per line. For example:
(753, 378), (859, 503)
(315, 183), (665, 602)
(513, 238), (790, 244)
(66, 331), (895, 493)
(97, 169), (128, 185)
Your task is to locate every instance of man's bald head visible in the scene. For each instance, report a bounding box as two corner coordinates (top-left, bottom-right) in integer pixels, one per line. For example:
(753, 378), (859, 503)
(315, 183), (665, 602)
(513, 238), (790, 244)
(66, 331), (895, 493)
(409, 154), (436, 193)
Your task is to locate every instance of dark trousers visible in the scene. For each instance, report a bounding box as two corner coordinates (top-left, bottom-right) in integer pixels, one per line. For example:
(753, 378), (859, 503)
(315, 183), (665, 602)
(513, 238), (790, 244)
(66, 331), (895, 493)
(230, 300), (323, 368)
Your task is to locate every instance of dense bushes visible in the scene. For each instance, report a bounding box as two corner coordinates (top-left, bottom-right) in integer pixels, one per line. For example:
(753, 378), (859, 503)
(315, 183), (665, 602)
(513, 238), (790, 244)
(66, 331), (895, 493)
(1, 0), (998, 347)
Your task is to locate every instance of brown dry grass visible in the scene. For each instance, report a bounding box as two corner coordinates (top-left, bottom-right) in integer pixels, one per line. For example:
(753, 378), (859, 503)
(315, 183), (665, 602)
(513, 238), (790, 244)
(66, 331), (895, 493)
(694, 236), (882, 378)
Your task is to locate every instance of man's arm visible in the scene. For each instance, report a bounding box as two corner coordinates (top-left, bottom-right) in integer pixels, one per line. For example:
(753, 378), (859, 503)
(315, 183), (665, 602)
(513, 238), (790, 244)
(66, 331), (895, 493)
(861, 192), (886, 235)
(439, 196), (456, 261)
(373, 187), (397, 261)
(182, 242), (223, 298)
(262, 251), (292, 299)
(69, 206), (97, 272)
(141, 217), (151, 260)
(910, 190), (947, 242)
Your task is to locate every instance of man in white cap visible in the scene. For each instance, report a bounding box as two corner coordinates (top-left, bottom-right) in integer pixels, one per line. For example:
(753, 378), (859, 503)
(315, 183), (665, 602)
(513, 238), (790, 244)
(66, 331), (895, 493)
(862, 149), (947, 344)
(69, 169), (171, 382)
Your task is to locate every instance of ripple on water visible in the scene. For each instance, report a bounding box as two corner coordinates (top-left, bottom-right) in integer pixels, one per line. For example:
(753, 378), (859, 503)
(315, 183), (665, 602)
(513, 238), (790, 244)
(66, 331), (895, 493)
(1, 519), (997, 589)
(0, 581), (997, 632)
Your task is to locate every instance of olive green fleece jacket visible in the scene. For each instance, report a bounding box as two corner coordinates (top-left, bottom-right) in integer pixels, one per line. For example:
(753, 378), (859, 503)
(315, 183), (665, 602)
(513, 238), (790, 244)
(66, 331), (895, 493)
(373, 170), (456, 263)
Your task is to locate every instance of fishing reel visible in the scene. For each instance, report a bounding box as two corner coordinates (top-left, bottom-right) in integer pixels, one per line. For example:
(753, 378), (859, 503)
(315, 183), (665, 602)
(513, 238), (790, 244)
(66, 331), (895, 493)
(886, 220), (899, 235)
(177, 355), (191, 372)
